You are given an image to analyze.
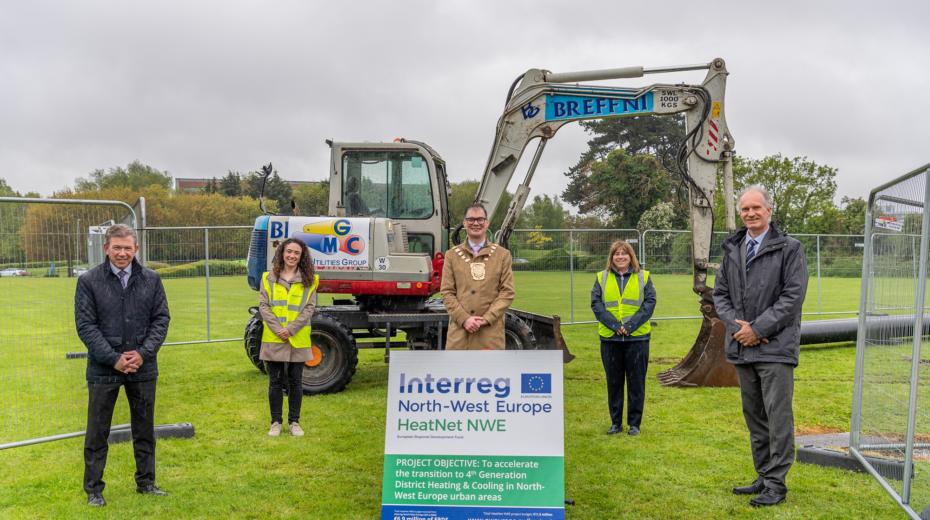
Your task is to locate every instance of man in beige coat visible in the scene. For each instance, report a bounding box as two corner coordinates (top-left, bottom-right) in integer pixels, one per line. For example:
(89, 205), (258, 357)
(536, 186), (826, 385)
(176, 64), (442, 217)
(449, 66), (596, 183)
(440, 204), (516, 350)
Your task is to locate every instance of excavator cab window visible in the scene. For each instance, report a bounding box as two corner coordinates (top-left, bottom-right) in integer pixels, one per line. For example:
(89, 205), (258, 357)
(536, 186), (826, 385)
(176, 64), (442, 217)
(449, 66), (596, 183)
(341, 151), (434, 220)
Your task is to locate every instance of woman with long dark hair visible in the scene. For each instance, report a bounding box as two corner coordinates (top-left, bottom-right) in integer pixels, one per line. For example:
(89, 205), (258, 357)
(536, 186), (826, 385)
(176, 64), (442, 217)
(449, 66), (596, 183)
(591, 240), (656, 436)
(258, 238), (319, 437)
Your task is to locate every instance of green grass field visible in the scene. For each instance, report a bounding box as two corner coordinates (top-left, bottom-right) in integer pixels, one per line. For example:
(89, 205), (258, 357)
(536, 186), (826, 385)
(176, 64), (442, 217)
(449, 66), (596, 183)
(0, 272), (916, 518)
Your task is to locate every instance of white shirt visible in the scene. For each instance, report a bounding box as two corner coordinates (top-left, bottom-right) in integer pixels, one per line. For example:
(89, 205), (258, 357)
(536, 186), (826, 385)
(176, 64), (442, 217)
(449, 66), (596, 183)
(745, 227), (769, 248)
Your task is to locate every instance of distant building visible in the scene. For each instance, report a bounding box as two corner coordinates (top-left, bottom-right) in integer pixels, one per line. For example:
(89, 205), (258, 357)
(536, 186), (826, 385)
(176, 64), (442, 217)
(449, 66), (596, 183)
(174, 177), (320, 194)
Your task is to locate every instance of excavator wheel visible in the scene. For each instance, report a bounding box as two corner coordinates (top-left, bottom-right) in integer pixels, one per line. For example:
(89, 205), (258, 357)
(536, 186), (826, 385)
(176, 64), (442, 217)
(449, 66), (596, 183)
(301, 313), (359, 395)
(244, 311), (267, 374)
(504, 313), (537, 350)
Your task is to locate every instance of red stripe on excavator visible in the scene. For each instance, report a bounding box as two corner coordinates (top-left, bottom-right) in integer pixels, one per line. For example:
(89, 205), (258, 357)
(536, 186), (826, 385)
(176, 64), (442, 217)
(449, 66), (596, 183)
(709, 120), (718, 132)
(709, 129), (718, 142)
(316, 279), (434, 296)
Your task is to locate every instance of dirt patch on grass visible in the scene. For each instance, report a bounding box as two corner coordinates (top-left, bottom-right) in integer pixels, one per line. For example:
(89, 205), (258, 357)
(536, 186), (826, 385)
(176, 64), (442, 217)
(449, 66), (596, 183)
(797, 425), (845, 436)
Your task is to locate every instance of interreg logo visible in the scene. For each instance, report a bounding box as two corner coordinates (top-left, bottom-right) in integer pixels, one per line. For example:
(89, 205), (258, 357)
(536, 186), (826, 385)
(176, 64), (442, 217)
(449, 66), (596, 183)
(521, 373), (551, 394)
(399, 373), (510, 398)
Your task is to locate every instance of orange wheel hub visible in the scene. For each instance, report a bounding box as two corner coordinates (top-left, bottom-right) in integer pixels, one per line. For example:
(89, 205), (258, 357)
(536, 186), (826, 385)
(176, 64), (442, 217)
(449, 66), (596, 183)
(305, 345), (323, 367)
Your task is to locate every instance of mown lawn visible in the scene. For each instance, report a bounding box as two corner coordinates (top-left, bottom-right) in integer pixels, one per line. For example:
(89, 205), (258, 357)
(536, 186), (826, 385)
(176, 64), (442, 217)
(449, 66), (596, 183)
(0, 273), (913, 518)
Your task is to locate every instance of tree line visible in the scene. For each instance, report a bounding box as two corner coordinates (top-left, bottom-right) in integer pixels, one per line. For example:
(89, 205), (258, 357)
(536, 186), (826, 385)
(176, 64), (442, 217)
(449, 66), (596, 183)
(0, 120), (869, 265)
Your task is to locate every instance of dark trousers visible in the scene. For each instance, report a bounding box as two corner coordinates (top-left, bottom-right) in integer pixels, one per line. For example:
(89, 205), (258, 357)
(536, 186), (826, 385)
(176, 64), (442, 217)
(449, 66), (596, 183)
(600, 338), (649, 428)
(268, 361), (304, 424)
(735, 362), (795, 494)
(83, 379), (157, 495)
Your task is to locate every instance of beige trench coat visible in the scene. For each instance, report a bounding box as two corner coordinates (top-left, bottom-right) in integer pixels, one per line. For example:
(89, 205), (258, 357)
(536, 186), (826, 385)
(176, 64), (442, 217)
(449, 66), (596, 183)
(440, 242), (515, 350)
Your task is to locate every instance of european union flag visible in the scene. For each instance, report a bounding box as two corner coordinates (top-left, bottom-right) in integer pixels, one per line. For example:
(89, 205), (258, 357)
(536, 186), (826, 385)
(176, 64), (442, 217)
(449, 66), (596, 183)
(521, 373), (552, 394)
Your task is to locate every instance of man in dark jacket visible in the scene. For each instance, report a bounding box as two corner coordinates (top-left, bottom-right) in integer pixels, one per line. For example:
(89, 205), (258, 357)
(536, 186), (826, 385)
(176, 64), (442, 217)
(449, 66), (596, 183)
(713, 186), (807, 507)
(75, 224), (170, 507)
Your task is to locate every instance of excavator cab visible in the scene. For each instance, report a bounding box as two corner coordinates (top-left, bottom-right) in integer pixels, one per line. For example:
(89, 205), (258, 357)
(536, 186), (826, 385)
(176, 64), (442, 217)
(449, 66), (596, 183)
(328, 140), (450, 257)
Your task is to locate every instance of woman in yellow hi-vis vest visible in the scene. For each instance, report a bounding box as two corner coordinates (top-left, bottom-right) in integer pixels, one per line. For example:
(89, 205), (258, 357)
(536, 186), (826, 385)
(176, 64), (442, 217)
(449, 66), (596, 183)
(590, 240), (656, 436)
(258, 239), (319, 437)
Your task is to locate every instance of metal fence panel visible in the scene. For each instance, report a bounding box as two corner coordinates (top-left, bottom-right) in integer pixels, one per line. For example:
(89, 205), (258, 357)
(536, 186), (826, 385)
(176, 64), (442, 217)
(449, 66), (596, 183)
(851, 164), (930, 519)
(0, 199), (137, 446)
(0, 206), (871, 448)
(509, 229), (640, 323)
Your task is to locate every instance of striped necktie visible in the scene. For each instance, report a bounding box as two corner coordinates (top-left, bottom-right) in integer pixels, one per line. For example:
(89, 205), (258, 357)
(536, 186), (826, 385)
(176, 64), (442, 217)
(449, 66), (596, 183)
(118, 270), (128, 289)
(746, 239), (758, 269)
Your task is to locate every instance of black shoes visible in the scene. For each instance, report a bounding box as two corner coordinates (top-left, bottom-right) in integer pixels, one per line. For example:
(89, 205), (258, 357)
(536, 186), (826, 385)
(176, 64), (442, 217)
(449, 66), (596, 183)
(137, 484), (169, 496)
(732, 477), (765, 495)
(606, 424), (622, 435)
(628, 426), (640, 436)
(87, 493), (106, 507)
(750, 488), (786, 507)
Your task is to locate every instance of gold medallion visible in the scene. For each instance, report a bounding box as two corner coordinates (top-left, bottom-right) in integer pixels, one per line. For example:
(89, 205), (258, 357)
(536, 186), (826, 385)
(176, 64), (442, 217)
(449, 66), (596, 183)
(470, 262), (486, 281)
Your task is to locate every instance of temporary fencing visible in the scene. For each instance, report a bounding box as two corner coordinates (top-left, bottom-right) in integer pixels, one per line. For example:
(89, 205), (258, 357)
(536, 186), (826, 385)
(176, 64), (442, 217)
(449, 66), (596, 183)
(0, 196), (867, 448)
(0, 197), (139, 448)
(851, 163), (930, 519)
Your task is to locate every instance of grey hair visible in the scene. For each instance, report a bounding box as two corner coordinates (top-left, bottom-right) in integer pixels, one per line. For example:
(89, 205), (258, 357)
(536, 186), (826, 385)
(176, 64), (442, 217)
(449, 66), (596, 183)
(104, 224), (138, 245)
(738, 184), (774, 211)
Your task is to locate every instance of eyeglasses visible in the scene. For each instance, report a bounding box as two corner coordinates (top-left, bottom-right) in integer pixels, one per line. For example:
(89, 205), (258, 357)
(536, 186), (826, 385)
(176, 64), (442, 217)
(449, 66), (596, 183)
(464, 217), (487, 224)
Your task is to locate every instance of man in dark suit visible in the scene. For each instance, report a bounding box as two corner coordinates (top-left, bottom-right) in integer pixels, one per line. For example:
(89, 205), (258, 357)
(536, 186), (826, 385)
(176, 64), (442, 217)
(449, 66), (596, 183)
(714, 186), (808, 507)
(75, 224), (170, 507)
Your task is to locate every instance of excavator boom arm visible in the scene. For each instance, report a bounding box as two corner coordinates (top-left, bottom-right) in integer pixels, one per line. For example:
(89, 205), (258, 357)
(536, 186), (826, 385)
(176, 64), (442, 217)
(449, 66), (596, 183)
(474, 58), (735, 281)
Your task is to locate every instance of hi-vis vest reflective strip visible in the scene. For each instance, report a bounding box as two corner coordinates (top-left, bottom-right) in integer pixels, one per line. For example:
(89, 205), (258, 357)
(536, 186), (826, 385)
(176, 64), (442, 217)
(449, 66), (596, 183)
(596, 269), (651, 338)
(261, 272), (320, 348)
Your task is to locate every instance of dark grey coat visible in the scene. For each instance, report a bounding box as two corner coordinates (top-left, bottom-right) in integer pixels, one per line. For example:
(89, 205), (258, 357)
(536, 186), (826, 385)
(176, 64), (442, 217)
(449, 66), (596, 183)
(75, 258), (170, 383)
(713, 223), (808, 365)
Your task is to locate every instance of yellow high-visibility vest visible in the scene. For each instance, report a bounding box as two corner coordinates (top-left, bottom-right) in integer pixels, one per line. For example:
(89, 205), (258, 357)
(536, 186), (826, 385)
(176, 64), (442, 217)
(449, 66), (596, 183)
(596, 269), (651, 338)
(261, 272), (320, 348)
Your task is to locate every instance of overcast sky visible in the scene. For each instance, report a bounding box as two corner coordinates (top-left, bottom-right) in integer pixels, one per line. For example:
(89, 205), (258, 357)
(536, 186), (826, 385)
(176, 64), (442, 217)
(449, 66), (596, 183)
(2, 0), (928, 210)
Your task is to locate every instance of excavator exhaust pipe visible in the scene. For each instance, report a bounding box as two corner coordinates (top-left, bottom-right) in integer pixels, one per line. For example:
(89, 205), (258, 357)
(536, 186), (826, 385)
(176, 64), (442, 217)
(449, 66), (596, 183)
(657, 288), (738, 387)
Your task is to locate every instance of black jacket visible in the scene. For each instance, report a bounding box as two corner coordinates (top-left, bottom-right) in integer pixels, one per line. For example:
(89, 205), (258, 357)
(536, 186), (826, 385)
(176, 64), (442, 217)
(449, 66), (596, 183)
(75, 258), (170, 383)
(713, 223), (808, 365)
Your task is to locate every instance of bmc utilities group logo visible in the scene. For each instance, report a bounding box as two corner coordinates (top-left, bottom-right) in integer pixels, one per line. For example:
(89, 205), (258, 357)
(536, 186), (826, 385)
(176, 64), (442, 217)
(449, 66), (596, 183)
(521, 373), (552, 394)
(270, 218), (366, 256)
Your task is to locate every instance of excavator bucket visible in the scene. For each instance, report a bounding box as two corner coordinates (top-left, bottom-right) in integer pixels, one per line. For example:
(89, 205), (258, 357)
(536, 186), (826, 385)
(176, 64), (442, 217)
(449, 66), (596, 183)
(508, 308), (575, 363)
(657, 288), (737, 387)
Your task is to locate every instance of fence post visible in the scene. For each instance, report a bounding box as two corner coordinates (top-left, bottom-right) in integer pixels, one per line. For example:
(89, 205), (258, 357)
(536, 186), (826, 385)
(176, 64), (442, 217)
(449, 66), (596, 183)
(816, 235), (822, 313)
(901, 175), (930, 503)
(640, 230), (648, 269)
(569, 229), (574, 323)
(204, 227), (211, 341)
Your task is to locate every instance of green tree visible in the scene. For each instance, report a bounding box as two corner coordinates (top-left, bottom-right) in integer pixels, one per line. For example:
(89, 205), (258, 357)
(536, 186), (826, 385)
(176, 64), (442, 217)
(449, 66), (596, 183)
(244, 170), (293, 213)
(730, 154), (838, 233)
(569, 115), (685, 176)
(0, 178), (25, 263)
(218, 171), (242, 196)
(525, 226), (553, 249)
(562, 149), (670, 229)
(76, 161), (172, 191)
(517, 194), (567, 230)
(447, 180), (513, 232)
(292, 181), (330, 216)
(203, 177), (218, 194)
(840, 197), (867, 234)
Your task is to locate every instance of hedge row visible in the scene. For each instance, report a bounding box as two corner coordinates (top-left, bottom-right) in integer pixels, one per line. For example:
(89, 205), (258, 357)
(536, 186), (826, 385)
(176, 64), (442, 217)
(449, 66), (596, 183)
(155, 260), (247, 278)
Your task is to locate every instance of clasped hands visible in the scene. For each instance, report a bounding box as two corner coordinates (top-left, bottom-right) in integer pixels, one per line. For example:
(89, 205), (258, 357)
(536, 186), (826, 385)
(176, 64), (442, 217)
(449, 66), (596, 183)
(463, 316), (487, 334)
(114, 350), (143, 374)
(734, 319), (768, 347)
